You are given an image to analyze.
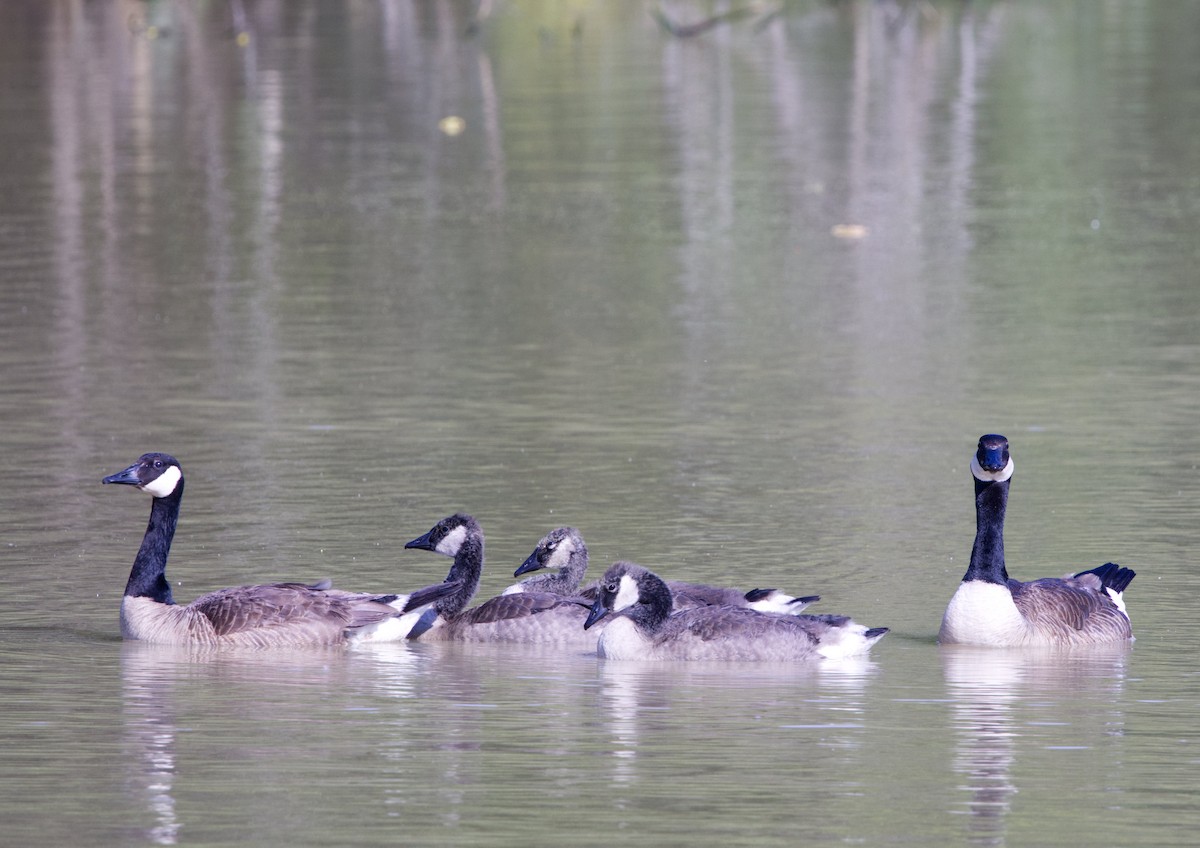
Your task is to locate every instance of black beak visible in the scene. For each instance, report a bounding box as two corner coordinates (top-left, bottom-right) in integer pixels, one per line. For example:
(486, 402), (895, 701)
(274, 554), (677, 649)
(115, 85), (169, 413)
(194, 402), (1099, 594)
(513, 551), (543, 578)
(102, 464), (142, 486)
(583, 598), (609, 630)
(404, 529), (437, 552)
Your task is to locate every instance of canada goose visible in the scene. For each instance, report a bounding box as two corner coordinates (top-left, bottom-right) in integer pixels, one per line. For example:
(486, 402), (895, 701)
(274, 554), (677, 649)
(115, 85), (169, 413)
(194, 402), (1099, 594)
(399, 514), (601, 649)
(102, 453), (453, 647)
(938, 434), (1135, 647)
(583, 561), (889, 661)
(507, 526), (821, 614)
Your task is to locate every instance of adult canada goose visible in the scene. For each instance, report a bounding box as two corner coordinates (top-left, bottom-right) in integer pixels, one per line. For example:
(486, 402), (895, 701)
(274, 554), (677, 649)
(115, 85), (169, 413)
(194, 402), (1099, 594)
(938, 434), (1135, 647)
(507, 526), (821, 614)
(102, 453), (453, 648)
(582, 561), (889, 662)
(399, 514), (601, 649)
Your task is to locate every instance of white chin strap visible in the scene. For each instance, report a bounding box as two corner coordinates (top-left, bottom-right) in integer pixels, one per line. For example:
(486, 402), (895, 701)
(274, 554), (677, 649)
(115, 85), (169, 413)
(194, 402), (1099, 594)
(435, 524), (469, 557)
(141, 465), (182, 499)
(971, 455), (1014, 483)
(611, 574), (641, 612)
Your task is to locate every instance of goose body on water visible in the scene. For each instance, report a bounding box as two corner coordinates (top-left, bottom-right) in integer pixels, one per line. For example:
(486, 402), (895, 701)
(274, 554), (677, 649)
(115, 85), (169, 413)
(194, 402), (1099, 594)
(507, 526), (820, 615)
(582, 561), (888, 662)
(394, 514), (601, 649)
(938, 434), (1135, 647)
(102, 453), (452, 648)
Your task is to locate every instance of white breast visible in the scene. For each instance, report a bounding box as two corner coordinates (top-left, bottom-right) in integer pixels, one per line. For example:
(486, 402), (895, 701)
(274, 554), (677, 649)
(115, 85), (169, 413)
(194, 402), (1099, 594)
(938, 581), (1029, 647)
(595, 617), (652, 660)
(121, 596), (211, 644)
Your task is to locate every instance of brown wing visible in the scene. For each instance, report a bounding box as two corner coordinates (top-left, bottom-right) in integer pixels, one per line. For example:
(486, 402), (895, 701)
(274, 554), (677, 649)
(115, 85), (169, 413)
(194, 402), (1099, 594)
(675, 606), (823, 646)
(668, 582), (743, 608)
(576, 583), (600, 602)
(454, 591), (588, 626)
(1009, 578), (1131, 642)
(190, 583), (395, 638)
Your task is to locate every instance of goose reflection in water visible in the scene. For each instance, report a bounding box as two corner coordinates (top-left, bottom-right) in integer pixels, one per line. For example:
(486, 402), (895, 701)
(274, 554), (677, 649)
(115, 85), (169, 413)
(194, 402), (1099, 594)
(119, 641), (426, 844)
(942, 644), (1130, 847)
(121, 644), (183, 845)
(598, 657), (880, 788)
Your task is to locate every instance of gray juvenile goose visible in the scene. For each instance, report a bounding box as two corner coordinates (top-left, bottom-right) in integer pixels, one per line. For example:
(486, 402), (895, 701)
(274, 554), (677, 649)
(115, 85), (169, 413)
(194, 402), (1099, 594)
(507, 526), (820, 614)
(583, 561), (888, 661)
(399, 514), (601, 649)
(103, 453), (452, 648)
(938, 434), (1135, 647)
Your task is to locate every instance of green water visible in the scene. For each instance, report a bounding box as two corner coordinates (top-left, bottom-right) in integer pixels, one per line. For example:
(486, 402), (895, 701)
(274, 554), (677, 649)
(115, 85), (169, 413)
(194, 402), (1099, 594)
(1, 1), (1198, 845)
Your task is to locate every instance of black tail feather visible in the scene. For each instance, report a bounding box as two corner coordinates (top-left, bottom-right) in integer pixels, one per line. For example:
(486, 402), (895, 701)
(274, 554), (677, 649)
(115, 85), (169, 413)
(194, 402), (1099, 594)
(743, 588), (821, 606)
(1074, 562), (1136, 594)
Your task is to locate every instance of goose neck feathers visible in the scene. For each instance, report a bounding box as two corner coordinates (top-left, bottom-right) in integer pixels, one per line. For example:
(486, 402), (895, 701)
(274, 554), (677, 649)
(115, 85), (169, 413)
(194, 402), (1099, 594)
(403, 513), (484, 619)
(964, 473), (1010, 586)
(103, 453), (185, 605)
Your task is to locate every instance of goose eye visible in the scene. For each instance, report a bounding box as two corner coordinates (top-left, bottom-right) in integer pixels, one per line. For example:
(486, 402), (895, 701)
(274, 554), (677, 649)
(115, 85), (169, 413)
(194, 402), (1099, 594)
(153, 459), (163, 468)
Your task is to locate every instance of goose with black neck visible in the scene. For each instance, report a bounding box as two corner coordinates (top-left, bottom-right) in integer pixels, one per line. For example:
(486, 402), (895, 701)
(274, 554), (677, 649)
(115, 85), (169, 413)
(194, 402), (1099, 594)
(103, 452), (453, 647)
(938, 434), (1135, 647)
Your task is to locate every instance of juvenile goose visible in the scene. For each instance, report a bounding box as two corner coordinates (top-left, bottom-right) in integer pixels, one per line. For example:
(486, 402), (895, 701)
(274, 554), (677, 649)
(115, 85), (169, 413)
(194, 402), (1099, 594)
(399, 514), (602, 649)
(507, 526), (820, 615)
(583, 561), (889, 662)
(103, 453), (452, 648)
(938, 434), (1136, 647)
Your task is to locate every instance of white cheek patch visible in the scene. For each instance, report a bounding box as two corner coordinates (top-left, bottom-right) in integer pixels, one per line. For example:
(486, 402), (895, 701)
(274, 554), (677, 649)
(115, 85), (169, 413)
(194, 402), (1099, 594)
(141, 465), (182, 499)
(611, 574), (641, 612)
(435, 524), (468, 557)
(970, 455), (1014, 483)
(546, 539), (574, 570)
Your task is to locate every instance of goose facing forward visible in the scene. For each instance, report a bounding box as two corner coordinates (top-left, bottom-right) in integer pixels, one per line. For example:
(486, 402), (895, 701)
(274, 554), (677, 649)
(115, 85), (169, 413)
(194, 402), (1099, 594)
(508, 526), (820, 615)
(399, 514), (599, 648)
(103, 453), (451, 647)
(938, 434), (1135, 647)
(582, 561), (888, 661)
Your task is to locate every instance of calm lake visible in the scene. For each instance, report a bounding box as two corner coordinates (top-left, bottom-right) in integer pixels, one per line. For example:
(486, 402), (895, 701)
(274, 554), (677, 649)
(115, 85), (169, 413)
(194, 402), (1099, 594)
(1, 1), (1198, 845)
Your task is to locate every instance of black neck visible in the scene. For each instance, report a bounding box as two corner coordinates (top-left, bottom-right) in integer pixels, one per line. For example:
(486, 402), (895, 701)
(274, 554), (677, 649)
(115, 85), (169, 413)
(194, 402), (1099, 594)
(557, 550), (588, 593)
(441, 532), (484, 617)
(630, 573), (673, 632)
(963, 477), (1009, 585)
(525, 570), (579, 595)
(123, 481), (183, 604)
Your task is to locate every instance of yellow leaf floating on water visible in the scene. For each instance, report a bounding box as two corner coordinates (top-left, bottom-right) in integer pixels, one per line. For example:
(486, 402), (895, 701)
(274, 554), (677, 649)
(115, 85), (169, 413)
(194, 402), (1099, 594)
(831, 224), (868, 239)
(438, 116), (466, 137)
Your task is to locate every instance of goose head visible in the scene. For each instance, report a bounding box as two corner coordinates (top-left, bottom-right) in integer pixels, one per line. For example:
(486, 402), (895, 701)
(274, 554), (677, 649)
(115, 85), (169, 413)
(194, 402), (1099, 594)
(103, 453), (184, 499)
(514, 526), (586, 578)
(971, 434), (1014, 484)
(404, 513), (479, 558)
(583, 561), (670, 631)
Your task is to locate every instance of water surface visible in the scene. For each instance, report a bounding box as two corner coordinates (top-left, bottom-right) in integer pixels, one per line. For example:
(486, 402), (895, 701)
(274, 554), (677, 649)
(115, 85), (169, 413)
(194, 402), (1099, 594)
(1, 1), (1199, 845)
